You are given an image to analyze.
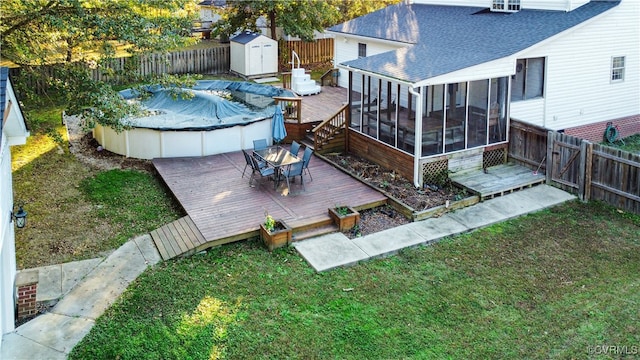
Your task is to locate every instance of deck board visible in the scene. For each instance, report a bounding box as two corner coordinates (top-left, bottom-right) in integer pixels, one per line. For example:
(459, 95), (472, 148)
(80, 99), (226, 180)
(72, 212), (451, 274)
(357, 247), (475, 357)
(152, 150), (387, 258)
(451, 163), (546, 200)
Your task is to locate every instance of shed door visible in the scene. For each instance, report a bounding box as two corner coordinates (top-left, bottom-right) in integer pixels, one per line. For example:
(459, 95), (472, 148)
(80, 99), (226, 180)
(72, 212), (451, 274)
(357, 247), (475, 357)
(261, 43), (277, 73)
(248, 44), (263, 75)
(248, 42), (276, 75)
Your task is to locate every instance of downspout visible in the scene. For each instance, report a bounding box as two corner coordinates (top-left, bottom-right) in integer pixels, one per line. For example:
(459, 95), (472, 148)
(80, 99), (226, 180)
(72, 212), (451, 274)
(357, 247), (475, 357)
(408, 85), (422, 188)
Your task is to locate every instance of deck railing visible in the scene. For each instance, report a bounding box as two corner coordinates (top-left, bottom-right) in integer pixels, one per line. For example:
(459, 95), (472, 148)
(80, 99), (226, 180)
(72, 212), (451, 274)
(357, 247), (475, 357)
(312, 104), (349, 151)
(273, 96), (302, 123)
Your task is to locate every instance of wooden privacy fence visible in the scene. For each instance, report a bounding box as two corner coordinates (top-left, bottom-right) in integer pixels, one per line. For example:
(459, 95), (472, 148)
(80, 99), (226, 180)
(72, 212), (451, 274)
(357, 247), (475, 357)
(279, 38), (334, 70)
(509, 120), (548, 172)
(546, 131), (640, 214)
(93, 46), (230, 83)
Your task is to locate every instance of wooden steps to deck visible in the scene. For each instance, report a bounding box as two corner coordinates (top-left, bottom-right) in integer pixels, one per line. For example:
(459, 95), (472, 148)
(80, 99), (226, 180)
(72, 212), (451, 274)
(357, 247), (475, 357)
(150, 216), (206, 260)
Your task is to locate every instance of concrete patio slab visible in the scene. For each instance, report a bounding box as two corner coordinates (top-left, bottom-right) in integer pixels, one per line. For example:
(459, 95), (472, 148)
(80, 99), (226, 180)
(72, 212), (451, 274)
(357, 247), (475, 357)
(1, 332), (66, 360)
(52, 240), (149, 320)
(445, 202), (507, 230)
(133, 234), (162, 265)
(33, 258), (104, 302)
(33, 264), (61, 302)
(515, 184), (577, 207)
(15, 313), (94, 354)
(293, 233), (369, 272)
(351, 225), (430, 258)
(403, 215), (471, 241)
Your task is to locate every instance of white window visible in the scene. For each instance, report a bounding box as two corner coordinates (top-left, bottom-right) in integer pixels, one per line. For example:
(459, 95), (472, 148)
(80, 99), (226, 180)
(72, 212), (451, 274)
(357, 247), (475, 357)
(611, 56), (625, 82)
(358, 43), (367, 58)
(511, 57), (545, 101)
(492, 0), (505, 10)
(492, 0), (520, 12)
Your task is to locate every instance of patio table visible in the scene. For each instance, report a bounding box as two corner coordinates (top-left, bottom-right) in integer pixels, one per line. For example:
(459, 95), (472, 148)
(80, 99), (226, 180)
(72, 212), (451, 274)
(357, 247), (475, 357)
(254, 146), (301, 188)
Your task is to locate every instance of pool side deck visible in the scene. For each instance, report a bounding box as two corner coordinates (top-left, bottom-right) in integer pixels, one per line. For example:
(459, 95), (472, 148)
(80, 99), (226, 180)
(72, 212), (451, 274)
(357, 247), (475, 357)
(151, 149), (387, 259)
(299, 85), (348, 123)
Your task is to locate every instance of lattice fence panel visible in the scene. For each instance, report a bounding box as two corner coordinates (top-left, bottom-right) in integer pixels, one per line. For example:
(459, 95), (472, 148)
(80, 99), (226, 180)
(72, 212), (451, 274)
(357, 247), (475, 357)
(483, 147), (507, 169)
(422, 158), (449, 186)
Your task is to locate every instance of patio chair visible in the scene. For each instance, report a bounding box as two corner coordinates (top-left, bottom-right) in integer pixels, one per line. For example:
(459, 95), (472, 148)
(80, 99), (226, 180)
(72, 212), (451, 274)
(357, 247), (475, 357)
(290, 141), (301, 157)
(249, 155), (275, 187)
(242, 149), (266, 178)
(283, 161), (305, 192)
(253, 138), (268, 150)
(301, 147), (313, 181)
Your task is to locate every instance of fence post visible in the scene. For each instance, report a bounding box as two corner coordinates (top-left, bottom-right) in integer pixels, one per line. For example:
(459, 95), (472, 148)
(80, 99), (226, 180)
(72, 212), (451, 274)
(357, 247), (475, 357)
(545, 130), (554, 185)
(580, 141), (593, 202)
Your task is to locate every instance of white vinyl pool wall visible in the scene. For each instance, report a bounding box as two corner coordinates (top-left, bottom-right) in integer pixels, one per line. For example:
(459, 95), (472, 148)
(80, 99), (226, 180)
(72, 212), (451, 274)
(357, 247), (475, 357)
(93, 118), (272, 159)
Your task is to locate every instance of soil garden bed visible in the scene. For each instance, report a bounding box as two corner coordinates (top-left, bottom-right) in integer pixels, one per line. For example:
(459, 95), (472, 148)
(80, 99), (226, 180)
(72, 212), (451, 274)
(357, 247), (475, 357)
(322, 153), (469, 239)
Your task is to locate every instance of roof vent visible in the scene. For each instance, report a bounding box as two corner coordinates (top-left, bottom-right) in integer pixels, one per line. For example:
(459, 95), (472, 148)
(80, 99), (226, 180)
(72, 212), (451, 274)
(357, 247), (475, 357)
(491, 0), (521, 13)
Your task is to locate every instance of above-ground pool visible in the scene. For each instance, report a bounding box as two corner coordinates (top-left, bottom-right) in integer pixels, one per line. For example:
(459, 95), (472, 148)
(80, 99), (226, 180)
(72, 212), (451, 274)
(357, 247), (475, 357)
(93, 80), (295, 159)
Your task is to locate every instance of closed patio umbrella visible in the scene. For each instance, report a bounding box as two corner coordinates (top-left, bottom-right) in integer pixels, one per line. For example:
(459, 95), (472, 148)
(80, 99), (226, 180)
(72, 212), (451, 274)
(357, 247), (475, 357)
(272, 105), (287, 144)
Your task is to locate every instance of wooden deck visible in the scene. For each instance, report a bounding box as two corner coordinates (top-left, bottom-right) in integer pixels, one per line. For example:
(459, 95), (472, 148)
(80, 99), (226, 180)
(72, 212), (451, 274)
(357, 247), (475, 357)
(151, 149), (387, 259)
(451, 163), (546, 200)
(299, 85), (347, 123)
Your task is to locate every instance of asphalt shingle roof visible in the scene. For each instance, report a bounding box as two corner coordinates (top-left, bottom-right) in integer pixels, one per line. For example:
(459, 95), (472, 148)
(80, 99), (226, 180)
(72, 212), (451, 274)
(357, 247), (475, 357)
(231, 32), (266, 45)
(328, 1), (620, 83)
(0, 67), (8, 148)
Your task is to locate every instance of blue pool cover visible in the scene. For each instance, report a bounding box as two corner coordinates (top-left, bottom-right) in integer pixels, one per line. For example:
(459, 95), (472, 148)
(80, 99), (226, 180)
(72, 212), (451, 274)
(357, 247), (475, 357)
(119, 80), (296, 130)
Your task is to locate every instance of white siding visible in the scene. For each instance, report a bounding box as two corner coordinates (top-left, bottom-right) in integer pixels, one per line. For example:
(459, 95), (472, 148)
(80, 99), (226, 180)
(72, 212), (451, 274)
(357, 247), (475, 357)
(510, 0), (640, 130)
(0, 139), (17, 340)
(412, 0), (589, 11)
(334, 35), (406, 88)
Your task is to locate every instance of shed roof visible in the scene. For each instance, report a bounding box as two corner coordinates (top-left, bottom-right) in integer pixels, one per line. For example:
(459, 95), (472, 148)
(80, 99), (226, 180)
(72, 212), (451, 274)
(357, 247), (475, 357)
(231, 32), (274, 45)
(328, 1), (619, 84)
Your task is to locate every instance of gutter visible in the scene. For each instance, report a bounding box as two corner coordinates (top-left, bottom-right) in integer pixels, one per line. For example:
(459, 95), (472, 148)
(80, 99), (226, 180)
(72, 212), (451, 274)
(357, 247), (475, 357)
(408, 85), (422, 188)
(337, 64), (414, 88)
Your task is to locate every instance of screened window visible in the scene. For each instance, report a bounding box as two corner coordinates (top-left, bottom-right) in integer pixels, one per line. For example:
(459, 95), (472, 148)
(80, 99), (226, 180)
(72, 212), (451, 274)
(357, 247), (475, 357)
(358, 43), (367, 58)
(511, 57), (545, 101)
(493, 0), (519, 11)
(611, 56), (625, 82)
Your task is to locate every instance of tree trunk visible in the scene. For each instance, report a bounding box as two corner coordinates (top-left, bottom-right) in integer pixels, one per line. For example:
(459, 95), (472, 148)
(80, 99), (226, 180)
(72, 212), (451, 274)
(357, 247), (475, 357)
(269, 10), (276, 40)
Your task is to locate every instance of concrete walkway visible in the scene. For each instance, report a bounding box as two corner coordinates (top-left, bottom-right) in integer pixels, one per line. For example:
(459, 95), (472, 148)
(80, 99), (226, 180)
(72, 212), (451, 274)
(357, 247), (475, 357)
(294, 185), (576, 272)
(1, 184), (575, 359)
(1, 235), (160, 360)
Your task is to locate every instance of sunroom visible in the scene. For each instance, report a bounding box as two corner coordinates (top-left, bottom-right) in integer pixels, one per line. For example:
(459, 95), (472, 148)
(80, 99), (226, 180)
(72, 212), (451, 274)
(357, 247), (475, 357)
(343, 68), (514, 187)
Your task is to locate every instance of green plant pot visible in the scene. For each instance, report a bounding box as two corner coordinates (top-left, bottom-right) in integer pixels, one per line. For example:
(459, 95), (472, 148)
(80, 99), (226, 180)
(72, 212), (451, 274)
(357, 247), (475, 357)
(328, 206), (360, 232)
(260, 220), (292, 251)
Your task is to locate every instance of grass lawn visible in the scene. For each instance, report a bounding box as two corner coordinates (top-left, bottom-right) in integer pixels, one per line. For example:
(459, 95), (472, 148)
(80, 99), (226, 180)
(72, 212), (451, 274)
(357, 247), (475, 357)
(606, 133), (640, 154)
(11, 100), (183, 269)
(69, 200), (640, 360)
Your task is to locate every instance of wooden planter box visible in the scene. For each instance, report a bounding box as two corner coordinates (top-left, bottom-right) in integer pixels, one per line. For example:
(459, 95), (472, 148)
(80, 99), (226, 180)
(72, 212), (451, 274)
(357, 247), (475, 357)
(328, 206), (360, 232)
(260, 221), (292, 251)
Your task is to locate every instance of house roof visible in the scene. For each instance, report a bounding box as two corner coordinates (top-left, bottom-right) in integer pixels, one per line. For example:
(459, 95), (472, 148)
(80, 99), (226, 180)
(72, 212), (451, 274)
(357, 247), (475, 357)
(1, 66), (29, 148)
(0, 67), (8, 125)
(328, 1), (620, 84)
(197, 0), (226, 7)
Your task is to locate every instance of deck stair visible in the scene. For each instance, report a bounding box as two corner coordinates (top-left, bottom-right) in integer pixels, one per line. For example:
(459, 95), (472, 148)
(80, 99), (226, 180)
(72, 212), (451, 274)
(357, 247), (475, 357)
(287, 214), (338, 242)
(310, 104), (349, 154)
(150, 216), (206, 260)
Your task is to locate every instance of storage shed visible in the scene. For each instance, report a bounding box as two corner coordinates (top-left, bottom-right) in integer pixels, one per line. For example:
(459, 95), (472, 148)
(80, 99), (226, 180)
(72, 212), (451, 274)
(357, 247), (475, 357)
(230, 32), (278, 78)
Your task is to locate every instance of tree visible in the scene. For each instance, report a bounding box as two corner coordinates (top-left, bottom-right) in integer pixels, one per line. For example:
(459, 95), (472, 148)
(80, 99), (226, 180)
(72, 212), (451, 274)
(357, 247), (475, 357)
(214, 0), (401, 41)
(0, 0), (199, 132)
(330, 0), (402, 23)
(215, 0), (340, 42)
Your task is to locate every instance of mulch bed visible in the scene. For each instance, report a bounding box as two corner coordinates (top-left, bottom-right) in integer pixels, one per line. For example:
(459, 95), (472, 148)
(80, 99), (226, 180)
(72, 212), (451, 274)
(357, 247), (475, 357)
(323, 153), (461, 239)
